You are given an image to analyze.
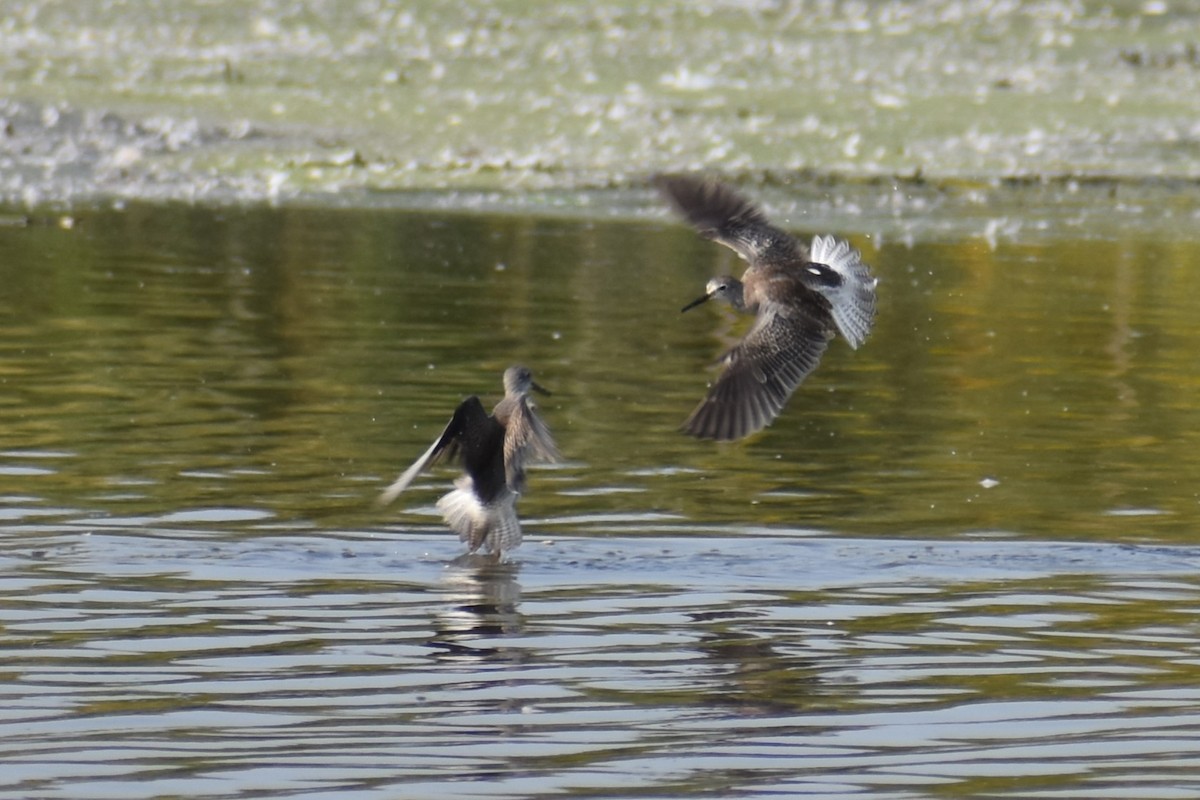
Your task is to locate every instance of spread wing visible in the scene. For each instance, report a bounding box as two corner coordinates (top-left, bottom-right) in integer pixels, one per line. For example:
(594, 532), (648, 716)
(377, 396), (497, 507)
(807, 234), (878, 349)
(683, 306), (831, 441)
(655, 174), (801, 266)
(502, 398), (560, 493)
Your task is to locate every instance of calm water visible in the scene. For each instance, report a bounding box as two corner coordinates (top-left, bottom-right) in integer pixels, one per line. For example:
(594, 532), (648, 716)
(2, 200), (1200, 798)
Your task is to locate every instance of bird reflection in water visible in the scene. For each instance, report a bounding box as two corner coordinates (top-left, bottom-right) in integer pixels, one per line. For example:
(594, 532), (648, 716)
(428, 558), (525, 664)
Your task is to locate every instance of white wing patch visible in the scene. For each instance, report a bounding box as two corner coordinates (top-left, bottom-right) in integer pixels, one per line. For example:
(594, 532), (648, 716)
(808, 234), (878, 350)
(436, 476), (522, 556)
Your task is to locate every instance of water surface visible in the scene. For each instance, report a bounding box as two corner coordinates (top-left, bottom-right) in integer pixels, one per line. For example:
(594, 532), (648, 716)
(2, 201), (1200, 797)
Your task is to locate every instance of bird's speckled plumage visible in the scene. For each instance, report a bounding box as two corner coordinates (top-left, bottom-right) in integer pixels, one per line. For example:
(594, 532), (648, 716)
(379, 365), (559, 557)
(657, 174), (878, 441)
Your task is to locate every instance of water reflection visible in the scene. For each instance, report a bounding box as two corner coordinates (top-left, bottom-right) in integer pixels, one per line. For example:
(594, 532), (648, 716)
(1, 200), (1200, 797)
(431, 559), (524, 662)
(3, 203), (1199, 540)
(690, 620), (823, 717)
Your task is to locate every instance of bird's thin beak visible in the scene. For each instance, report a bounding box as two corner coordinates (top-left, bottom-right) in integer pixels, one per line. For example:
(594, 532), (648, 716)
(681, 292), (712, 313)
(531, 381), (551, 397)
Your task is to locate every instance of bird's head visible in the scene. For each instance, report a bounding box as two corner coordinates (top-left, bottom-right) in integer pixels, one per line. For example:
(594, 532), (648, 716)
(681, 276), (745, 312)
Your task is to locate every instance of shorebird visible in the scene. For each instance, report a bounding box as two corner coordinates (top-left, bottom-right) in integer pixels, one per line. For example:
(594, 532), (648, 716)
(656, 174), (878, 441)
(379, 365), (560, 558)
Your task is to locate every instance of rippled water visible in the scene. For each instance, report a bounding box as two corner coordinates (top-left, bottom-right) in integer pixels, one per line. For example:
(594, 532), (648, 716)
(2, 199), (1200, 798)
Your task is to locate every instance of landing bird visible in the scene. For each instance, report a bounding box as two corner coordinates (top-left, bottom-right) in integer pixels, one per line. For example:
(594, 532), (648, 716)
(379, 365), (560, 558)
(656, 174), (878, 441)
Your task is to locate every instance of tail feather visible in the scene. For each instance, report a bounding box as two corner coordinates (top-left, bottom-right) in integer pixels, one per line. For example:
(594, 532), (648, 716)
(808, 234), (877, 349)
(436, 476), (523, 556)
(484, 503), (522, 555)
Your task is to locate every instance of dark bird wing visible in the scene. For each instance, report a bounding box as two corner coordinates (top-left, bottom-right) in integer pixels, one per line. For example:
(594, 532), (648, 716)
(683, 306), (831, 441)
(378, 396), (505, 506)
(654, 174), (801, 266)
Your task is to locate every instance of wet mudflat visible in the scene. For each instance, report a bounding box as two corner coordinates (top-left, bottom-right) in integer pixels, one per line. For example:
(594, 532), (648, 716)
(2, 200), (1199, 797)
(3, 0), (1200, 204)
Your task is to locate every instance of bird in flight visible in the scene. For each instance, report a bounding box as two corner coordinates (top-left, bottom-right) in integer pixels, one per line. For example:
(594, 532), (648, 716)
(379, 365), (559, 558)
(657, 174), (878, 441)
